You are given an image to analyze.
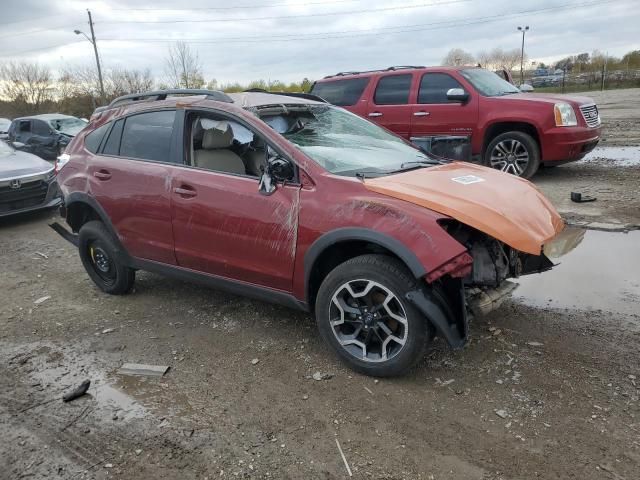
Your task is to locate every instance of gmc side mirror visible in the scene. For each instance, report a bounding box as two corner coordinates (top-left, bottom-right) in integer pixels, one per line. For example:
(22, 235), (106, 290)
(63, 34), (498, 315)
(519, 83), (534, 92)
(446, 88), (469, 103)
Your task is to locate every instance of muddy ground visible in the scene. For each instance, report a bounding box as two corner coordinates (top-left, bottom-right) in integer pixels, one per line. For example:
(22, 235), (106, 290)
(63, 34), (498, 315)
(1, 89), (639, 480)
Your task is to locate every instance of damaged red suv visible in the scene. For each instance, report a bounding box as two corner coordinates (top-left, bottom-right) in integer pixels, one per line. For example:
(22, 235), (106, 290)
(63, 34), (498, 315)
(54, 89), (566, 376)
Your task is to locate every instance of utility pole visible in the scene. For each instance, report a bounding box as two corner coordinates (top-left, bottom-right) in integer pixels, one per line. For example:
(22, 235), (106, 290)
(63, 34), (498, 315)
(75, 10), (105, 101)
(517, 26), (529, 86)
(87, 10), (105, 101)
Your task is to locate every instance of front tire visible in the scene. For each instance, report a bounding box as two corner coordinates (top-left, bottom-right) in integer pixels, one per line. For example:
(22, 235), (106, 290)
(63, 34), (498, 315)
(78, 221), (135, 295)
(484, 131), (540, 178)
(315, 254), (434, 377)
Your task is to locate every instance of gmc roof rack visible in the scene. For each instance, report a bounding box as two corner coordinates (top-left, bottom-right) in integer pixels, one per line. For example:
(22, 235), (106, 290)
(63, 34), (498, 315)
(324, 65), (426, 78)
(243, 89), (327, 103)
(104, 89), (234, 110)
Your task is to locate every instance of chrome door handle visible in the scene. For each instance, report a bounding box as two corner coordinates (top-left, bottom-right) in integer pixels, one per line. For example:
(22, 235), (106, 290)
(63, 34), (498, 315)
(368, 112), (383, 118)
(413, 111), (430, 117)
(174, 187), (197, 198)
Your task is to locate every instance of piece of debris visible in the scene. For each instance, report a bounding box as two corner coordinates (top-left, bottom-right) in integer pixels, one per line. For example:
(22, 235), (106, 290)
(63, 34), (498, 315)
(496, 379), (504, 385)
(312, 371), (333, 381)
(495, 409), (509, 419)
(104, 463), (113, 469)
(570, 191), (597, 203)
(302, 395), (309, 400)
(135, 449), (142, 455)
(364, 386), (373, 395)
(35, 251), (49, 259)
(63, 380), (91, 403)
(34, 296), (51, 305)
(435, 378), (455, 386)
(526, 341), (544, 347)
(335, 438), (353, 477)
(101, 328), (115, 334)
(117, 363), (170, 377)
(251, 358), (260, 365)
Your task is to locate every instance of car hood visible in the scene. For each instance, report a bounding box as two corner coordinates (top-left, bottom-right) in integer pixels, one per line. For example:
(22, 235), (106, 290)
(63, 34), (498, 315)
(496, 92), (595, 107)
(0, 150), (54, 178)
(364, 162), (564, 255)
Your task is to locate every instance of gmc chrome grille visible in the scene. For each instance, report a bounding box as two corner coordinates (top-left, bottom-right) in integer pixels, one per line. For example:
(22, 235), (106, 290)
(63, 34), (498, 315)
(580, 104), (601, 128)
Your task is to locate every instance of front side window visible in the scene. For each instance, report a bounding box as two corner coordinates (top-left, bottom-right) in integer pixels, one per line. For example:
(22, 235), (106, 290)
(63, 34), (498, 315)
(19, 120), (30, 133)
(373, 74), (412, 105)
(119, 110), (176, 163)
(310, 77), (370, 106)
(418, 73), (464, 104)
(32, 120), (50, 136)
(189, 113), (264, 177)
(259, 104), (435, 177)
(459, 68), (520, 97)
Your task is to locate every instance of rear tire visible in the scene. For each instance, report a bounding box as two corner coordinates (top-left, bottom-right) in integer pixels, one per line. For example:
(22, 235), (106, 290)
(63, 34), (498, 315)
(484, 131), (540, 179)
(78, 221), (135, 295)
(315, 254), (434, 377)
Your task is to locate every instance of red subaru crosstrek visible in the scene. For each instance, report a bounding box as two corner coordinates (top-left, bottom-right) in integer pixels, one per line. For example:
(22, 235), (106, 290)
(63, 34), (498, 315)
(54, 89), (569, 376)
(311, 66), (602, 178)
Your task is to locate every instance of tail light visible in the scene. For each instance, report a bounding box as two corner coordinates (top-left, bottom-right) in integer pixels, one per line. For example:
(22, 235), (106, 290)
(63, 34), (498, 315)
(55, 153), (71, 174)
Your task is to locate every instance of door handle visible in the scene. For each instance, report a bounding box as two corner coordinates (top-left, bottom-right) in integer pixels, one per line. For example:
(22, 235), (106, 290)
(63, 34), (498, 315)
(174, 186), (197, 198)
(368, 112), (383, 118)
(413, 111), (430, 117)
(93, 170), (111, 180)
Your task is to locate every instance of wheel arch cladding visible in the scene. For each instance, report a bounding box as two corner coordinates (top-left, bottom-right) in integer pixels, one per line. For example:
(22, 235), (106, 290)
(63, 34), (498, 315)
(483, 121), (540, 153)
(304, 228), (427, 308)
(64, 193), (129, 260)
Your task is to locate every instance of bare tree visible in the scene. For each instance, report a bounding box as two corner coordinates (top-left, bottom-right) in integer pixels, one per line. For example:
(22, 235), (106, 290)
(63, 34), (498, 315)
(0, 62), (54, 109)
(164, 41), (204, 89)
(476, 48), (524, 71)
(108, 68), (154, 96)
(441, 48), (475, 66)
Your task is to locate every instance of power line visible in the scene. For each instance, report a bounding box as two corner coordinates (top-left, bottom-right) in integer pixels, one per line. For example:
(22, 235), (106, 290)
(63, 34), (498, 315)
(99, 0), (473, 24)
(99, 0), (618, 45)
(0, 41), (84, 58)
(0, 24), (79, 40)
(111, 0), (365, 11)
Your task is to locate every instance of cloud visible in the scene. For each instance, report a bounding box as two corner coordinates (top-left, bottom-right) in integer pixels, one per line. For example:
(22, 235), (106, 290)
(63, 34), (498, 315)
(0, 0), (637, 83)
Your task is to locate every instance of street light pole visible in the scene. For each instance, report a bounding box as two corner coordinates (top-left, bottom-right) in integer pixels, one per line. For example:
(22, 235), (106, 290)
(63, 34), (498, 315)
(517, 25), (529, 86)
(74, 10), (105, 101)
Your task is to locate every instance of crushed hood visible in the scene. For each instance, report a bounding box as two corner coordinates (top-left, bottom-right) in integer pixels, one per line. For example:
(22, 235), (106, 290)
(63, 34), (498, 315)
(364, 162), (564, 255)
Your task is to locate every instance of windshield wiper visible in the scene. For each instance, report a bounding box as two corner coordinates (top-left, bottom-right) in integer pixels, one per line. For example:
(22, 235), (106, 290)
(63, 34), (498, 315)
(396, 159), (442, 171)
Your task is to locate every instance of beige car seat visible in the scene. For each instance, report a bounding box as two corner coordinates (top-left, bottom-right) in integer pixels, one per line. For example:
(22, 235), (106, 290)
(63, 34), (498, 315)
(194, 125), (246, 175)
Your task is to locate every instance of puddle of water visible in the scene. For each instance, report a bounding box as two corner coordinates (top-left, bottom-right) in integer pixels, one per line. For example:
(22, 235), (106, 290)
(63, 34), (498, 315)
(513, 229), (640, 316)
(583, 146), (640, 166)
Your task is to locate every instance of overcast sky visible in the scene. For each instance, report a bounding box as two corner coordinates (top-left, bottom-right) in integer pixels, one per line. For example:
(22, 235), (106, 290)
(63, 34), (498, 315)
(1, 0), (638, 84)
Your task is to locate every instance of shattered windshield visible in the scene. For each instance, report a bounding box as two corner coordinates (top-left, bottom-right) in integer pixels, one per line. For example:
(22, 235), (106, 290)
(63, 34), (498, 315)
(460, 68), (520, 97)
(258, 105), (435, 177)
(48, 117), (87, 136)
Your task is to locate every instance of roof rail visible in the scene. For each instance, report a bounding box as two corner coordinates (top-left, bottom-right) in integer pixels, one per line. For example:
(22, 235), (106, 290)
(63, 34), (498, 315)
(324, 65), (426, 78)
(243, 89), (327, 103)
(106, 89), (234, 109)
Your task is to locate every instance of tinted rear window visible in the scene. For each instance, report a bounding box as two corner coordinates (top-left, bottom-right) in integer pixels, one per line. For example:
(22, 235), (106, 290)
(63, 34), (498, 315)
(84, 122), (111, 153)
(102, 119), (124, 156)
(373, 74), (412, 105)
(120, 111), (176, 163)
(311, 78), (369, 106)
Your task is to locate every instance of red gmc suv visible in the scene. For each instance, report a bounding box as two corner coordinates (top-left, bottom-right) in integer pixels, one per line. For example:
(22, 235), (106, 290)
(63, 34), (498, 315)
(54, 89), (569, 376)
(311, 66), (602, 178)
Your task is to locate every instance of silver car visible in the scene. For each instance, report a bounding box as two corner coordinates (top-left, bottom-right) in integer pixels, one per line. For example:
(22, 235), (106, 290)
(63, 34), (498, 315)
(0, 140), (62, 217)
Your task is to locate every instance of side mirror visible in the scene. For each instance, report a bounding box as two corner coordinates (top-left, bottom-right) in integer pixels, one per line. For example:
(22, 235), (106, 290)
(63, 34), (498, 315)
(519, 83), (534, 92)
(446, 88), (469, 103)
(259, 153), (295, 196)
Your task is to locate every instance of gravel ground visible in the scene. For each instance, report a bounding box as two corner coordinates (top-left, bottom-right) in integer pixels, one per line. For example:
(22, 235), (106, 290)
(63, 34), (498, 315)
(1, 89), (639, 480)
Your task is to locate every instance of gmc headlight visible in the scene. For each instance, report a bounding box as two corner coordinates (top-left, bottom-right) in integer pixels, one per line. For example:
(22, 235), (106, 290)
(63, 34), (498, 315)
(554, 103), (577, 126)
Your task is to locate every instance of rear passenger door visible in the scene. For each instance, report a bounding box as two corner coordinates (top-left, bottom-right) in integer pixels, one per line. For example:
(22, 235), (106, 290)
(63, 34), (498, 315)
(30, 119), (57, 160)
(87, 110), (179, 265)
(366, 74), (415, 139)
(410, 72), (478, 146)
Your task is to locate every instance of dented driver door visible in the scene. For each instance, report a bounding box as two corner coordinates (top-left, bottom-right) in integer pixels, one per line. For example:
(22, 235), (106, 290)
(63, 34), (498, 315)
(169, 167), (301, 292)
